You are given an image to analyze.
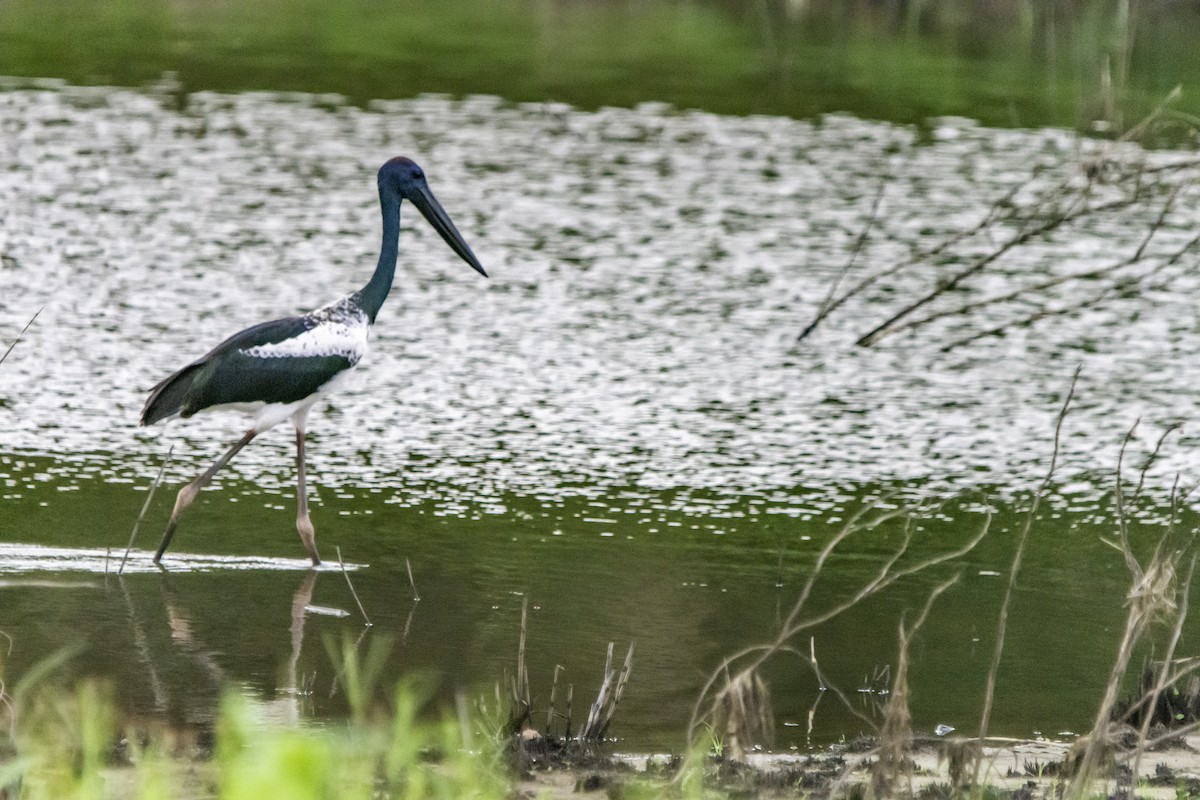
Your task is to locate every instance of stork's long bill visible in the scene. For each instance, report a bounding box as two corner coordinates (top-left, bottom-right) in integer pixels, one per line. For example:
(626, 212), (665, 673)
(410, 184), (488, 278)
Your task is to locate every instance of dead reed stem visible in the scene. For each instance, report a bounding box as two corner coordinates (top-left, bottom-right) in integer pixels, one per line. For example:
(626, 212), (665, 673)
(872, 573), (960, 799)
(1129, 554), (1196, 784)
(579, 641), (634, 741)
(120, 445), (173, 574)
(512, 596), (530, 728)
(546, 664), (564, 735)
(1066, 420), (1192, 799)
(688, 495), (992, 745)
(974, 367), (1078, 784)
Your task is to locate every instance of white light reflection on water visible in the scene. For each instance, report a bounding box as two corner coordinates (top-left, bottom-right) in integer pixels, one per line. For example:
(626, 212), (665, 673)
(0, 82), (1197, 519)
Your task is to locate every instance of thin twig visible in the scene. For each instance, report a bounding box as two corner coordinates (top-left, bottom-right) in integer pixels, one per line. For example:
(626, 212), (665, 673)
(336, 546), (371, 626)
(1134, 423), (1183, 500)
(120, 445), (173, 574)
(939, 289), (1116, 353)
(0, 307), (43, 368)
(688, 497), (992, 743)
(857, 185), (1157, 347)
(798, 175), (888, 342)
(804, 178), (1030, 339)
(899, 186), (1182, 339)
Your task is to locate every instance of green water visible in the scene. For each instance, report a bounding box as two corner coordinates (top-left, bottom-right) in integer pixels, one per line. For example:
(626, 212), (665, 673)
(2, 1), (1200, 753)
(0, 452), (1179, 750)
(1, 0), (1199, 136)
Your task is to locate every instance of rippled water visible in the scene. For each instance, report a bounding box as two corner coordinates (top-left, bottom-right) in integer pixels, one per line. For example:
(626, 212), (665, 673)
(2, 81), (1200, 750)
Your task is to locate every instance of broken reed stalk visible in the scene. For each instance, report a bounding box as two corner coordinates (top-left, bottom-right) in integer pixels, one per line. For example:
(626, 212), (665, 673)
(565, 684), (573, 740)
(511, 596), (530, 730)
(713, 666), (773, 762)
(688, 495), (992, 745)
(579, 643), (615, 740)
(335, 546), (372, 626)
(604, 641), (634, 740)
(546, 664), (564, 736)
(120, 445), (174, 574)
(973, 367), (1078, 787)
(0, 307), (42, 368)
(578, 641), (634, 741)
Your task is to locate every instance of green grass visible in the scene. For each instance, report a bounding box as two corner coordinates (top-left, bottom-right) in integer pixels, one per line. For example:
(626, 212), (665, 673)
(2, 641), (513, 800)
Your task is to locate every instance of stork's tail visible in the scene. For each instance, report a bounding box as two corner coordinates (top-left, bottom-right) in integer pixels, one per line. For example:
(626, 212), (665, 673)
(141, 363), (202, 426)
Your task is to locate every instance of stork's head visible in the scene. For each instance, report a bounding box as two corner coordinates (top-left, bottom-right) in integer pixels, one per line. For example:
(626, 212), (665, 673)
(378, 157), (487, 278)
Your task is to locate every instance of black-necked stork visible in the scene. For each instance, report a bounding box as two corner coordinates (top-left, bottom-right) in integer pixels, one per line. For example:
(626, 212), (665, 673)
(141, 157), (486, 566)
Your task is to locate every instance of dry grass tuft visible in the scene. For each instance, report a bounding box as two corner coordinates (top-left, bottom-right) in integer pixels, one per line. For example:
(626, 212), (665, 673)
(711, 667), (773, 763)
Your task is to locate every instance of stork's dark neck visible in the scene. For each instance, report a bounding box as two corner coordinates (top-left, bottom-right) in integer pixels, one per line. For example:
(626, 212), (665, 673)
(358, 189), (401, 323)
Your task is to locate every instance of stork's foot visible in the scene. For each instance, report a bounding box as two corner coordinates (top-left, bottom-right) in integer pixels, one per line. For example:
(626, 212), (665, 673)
(154, 479), (202, 563)
(297, 512), (321, 567)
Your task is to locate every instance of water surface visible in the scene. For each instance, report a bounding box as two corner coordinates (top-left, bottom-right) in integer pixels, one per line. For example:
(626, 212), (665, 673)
(1, 84), (1199, 750)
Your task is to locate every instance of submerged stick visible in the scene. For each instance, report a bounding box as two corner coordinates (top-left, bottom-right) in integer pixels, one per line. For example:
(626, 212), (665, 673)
(120, 445), (173, 574)
(336, 546), (372, 626)
(406, 558), (419, 602)
(0, 307), (42, 369)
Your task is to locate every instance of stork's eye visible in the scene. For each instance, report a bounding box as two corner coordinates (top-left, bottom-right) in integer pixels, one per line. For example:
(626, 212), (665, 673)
(412, 170), (424, 180)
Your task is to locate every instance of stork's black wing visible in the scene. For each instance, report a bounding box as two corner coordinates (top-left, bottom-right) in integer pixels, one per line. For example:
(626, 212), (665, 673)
(140, 315), (354, 425)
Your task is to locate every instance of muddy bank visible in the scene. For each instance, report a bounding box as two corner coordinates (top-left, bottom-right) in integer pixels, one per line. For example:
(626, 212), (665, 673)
(514, 737), (1200, 799)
